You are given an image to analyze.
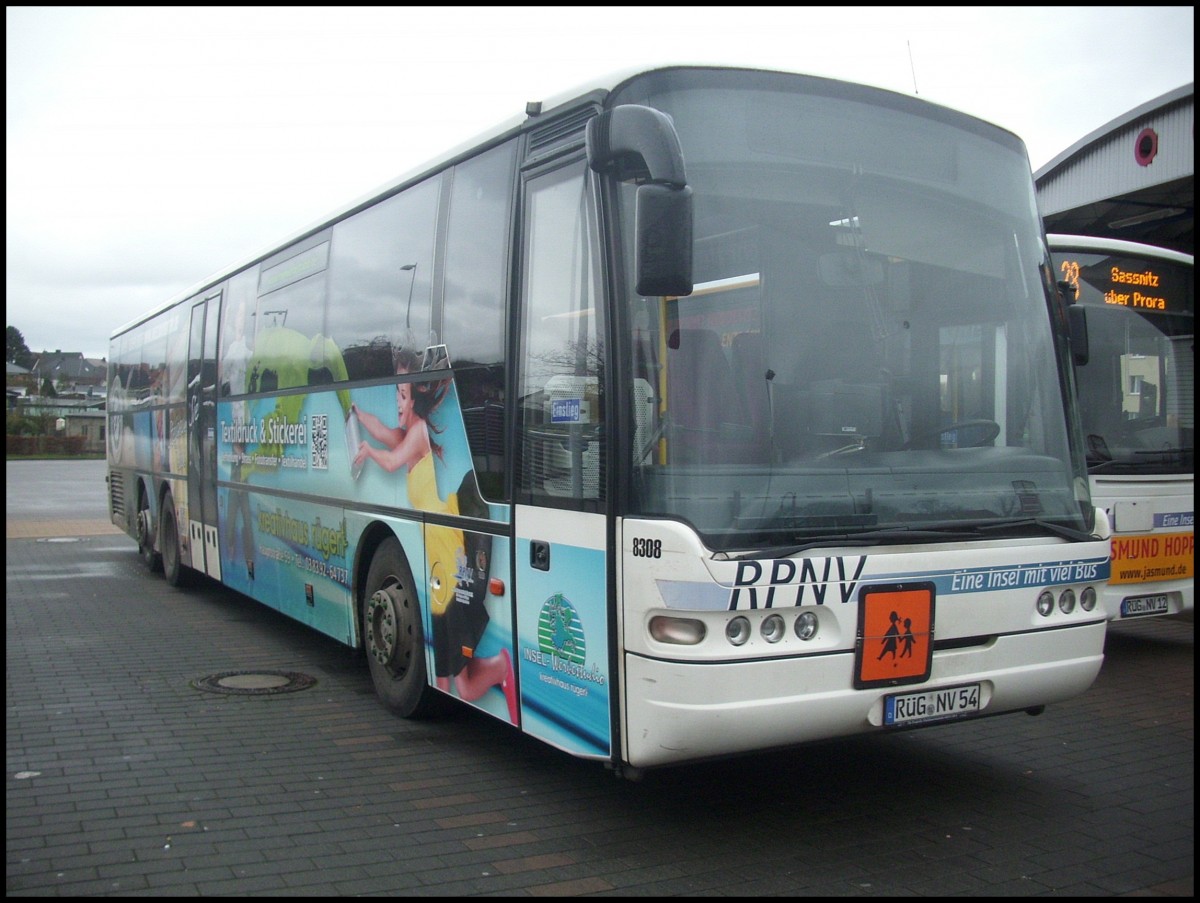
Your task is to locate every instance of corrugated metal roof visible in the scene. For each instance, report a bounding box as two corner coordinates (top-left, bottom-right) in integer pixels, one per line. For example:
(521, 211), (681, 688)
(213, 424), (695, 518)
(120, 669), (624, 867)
(1034, 83), (1193, 253)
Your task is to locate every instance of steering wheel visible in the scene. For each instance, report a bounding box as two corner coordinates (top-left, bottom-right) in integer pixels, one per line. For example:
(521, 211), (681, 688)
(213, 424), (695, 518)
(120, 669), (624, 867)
(904, 419), (1000, 450)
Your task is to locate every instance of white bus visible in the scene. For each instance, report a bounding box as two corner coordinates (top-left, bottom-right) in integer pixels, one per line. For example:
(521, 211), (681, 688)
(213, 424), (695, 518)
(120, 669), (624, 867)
(108, 65), (1110, 777)
(1048, 234), (1193, 620)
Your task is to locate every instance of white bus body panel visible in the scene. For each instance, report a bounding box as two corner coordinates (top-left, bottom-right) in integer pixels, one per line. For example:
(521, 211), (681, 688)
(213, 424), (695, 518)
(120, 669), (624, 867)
(1094, 473), (1194, 620)
(618, 518), (1108, 770)
(622, 624), (1104, 769)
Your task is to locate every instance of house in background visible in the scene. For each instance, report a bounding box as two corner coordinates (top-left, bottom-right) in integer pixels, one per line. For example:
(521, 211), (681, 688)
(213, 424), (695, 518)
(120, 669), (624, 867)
(7, 360), (33, 411)
(9, 351), (108, 454)
(30, 350), (107, 393)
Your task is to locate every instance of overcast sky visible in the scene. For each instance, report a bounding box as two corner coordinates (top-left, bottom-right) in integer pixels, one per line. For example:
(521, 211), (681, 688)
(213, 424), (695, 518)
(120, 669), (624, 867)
(6, 6), (1194, 361)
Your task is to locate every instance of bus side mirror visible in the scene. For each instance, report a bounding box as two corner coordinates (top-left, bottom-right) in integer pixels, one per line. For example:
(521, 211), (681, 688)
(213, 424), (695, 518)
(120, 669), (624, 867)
(587, 105), (694, 297)
(635, 183), (693, 297)
(1056, 279), (1088, 366)
(1067, 305), (1089, 366)
(586, 104), (687, 185)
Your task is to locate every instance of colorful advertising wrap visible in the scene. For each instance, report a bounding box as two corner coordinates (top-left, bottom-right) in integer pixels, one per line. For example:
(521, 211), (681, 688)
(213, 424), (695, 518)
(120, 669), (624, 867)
(216, 327), (519, 727)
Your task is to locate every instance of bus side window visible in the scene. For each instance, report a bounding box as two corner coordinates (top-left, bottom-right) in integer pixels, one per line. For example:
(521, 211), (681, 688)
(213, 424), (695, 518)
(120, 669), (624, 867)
(516, 160), (605, 505)
(328, 178), (441, 382)
(443, 141), (517, 502)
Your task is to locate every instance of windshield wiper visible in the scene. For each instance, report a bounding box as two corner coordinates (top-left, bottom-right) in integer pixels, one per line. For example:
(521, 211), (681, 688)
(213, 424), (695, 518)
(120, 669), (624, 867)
(1087, 458), (1134, 473)
(1090, 447), (1192, 472)
(1134, 446), (1191, 459)
(718, 527), (983, 561)
(972, 517), (1093, 542)
(717, 517), (1093, 561)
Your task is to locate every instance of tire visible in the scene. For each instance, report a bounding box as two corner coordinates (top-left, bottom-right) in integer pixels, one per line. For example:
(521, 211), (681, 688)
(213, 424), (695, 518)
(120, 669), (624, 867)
(362, 537), (438, 718)
(159, 491), (190, 588)
(136, 489), (163, 573)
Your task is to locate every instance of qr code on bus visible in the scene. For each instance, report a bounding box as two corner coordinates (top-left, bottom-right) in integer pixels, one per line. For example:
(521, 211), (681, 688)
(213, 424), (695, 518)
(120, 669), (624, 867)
(310, 413), (328, 470)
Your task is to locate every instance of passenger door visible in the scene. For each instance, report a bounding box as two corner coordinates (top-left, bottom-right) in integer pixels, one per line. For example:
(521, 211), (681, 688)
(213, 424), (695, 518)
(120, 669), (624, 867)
(186, 291), (223, 580)
(512, 155), (613, 760)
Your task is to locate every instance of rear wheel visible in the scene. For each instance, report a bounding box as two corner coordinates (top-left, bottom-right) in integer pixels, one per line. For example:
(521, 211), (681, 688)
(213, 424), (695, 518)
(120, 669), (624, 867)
(362, 538), (438, 718)
(136, 490), (162, 573)
(159, 491), (190, 588)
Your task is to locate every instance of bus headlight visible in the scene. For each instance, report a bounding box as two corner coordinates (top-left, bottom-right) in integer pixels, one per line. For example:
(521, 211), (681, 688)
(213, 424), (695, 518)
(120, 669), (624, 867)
(726, 616), (751, 646)
(1036, 590), (1055, 617)
(1080, 586), (1097, 612)
(1058, 588), (1076, 614)
(794, 610), (819, 640)
(761, 614), (785, 643)
(649, 616), (706, 645)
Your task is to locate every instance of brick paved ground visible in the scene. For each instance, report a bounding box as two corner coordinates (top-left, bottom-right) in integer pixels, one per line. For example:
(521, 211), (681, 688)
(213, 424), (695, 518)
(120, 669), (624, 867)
(6, 461), (1194, 896)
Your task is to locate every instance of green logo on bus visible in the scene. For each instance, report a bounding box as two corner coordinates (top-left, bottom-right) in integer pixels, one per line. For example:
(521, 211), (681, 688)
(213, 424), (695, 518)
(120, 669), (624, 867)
(537, 593), (585, 665)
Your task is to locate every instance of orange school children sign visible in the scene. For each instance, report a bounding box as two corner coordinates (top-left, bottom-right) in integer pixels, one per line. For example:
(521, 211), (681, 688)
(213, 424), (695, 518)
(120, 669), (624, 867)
(855, 583), (935, 688)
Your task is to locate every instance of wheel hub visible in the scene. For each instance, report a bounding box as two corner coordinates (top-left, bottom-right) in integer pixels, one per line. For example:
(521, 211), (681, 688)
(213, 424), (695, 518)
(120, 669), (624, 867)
(366, 586), (400, 667)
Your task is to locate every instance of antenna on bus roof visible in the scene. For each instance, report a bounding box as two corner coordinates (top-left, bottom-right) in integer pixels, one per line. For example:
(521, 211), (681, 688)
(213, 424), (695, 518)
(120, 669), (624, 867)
(907, 40), (920, 95)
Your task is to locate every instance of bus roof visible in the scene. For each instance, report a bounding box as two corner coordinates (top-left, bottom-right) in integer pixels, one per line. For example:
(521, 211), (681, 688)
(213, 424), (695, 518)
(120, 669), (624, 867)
(113, 63), (1019, 339)
(1046, 233), (1195, 265)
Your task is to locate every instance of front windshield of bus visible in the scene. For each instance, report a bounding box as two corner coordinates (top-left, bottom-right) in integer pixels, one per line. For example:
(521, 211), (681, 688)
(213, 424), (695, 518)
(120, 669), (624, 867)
(611, 69), (1092, 553)
(1051, 244), (1194, 476)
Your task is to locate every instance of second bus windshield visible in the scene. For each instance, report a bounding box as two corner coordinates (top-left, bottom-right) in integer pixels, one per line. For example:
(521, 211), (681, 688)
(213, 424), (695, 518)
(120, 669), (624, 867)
(1053, 245), (1194, 476)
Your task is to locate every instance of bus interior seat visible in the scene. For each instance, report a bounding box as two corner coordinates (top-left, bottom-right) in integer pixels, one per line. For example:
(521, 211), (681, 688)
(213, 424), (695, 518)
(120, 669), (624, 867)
(774, 318), (893, 459)
(730, 331), (772, 459)
(666, 328), (760, 464)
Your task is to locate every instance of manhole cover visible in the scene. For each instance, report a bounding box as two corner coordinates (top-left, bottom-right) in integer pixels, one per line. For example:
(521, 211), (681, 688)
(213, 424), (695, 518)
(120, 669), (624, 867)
(191, 670), (317, 695)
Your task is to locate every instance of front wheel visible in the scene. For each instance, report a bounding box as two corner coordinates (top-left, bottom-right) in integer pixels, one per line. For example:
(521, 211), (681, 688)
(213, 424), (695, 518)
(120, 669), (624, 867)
(362, 538), (439, 718)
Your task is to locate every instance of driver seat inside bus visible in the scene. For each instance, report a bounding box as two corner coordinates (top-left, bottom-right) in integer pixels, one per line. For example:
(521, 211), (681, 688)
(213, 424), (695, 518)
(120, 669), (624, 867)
(665, 328), (765, 464)
(775, 317), (890, 459)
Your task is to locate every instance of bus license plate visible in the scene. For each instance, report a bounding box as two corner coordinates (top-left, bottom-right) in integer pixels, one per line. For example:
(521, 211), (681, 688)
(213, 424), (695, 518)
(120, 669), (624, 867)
(1120, 594), (1170, 618)
(885, 683), (980, 727)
